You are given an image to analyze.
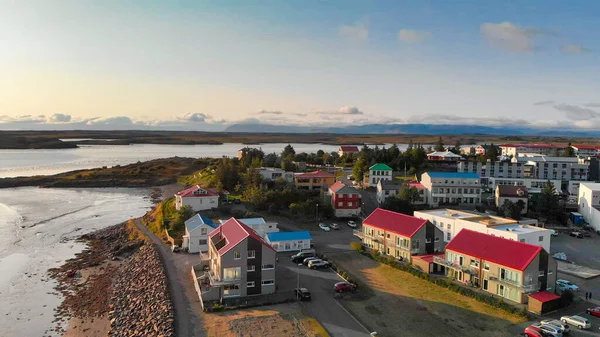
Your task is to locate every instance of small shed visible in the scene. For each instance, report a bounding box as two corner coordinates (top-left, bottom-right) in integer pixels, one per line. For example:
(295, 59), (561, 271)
(412, 253), (445, 274)
(265, 231), (312, 252)
(570, 212), (584, 225)
(528, 291), (560, 314)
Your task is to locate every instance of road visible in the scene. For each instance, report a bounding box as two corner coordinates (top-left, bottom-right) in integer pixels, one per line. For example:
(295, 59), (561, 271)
(133, 219), (203, 337)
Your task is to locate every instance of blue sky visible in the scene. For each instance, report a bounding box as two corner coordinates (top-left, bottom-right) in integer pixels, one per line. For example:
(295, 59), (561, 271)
(1, 0), (599, 130)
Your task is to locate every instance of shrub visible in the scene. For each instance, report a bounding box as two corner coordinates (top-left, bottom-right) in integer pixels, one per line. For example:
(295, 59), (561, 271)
(349, 242), (363, 252)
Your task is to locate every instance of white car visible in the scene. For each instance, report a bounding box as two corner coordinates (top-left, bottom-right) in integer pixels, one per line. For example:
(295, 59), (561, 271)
(318, 223), (331, 232)
(535, 324), (563, 336)
(330, 223), (340, 230)
(540, 319), (570, 333)
(347, 220), (357, 228)
(556, 279), (579, 291)
(560, 315), (591, 329)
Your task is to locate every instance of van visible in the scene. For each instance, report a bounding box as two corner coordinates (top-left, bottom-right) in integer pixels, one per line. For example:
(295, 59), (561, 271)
(292, 251), (315, 263)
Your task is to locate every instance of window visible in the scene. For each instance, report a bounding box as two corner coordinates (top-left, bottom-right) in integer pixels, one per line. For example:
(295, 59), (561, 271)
(446, 224), (451, 230)
(223, 267), (242, 281)
(261, 280), (275, 286)
(248, 250), (256, 259)
(199, 239), (207, 245)
(201, 228), (207, 235)
(248, 265), (255, 272)
(262, 264), (274, 270)
(247, 281), (255, 288)
(338, 202), (343, 207)
(470, 259), (480, 268)
(347, 202), (352, 207)
(426, 238), (432, 243)
(234, 252), (241, 259)
(538, 271), (545, 277)
(483, 263), (490, 271)
(519, 239), (525, 242)
(446, 233), (451, 241)
(434, 237), (440, 242)
(538, 236), (544, 242)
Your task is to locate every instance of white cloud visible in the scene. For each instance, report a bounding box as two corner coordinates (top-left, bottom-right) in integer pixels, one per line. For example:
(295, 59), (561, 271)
(339, 22), (368, 41)
(255, 110), (283, 115)
(0, 115), (46, 124)
(48, 113), (72, 123)
(176, 112), (209, 122)
(397, 29), (431, 43)
(480, 22), (544, 53)
(585, 102), (600, 108)
(317, 106), (364, 116)
(553, 103), (599, 120)
(561, 44), (592, 54)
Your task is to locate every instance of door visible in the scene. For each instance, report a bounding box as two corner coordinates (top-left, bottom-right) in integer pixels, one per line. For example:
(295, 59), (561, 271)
(285, 242), (291, 250)
(483, 279), (488, 291)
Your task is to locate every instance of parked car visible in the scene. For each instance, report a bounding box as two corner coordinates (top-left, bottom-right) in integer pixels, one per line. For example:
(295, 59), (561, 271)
(330, 223), (340, 230)
(294, 288), (311, 301)
(347, 220), (357, 228)
(308, 260), (329, 269)
(586, 307), (600, 318)
(334, 281), (357, 293)
(553, 252), (567, 261)
(556, 279), (579, 291)
(292, 252), (315, 263)
(550, 230), (558, 237)
(570, 231), (584, 238)
(523, 325), (545, 337)
(535, 324), (563, 336)
(303, 257), (320, 266)
(319, 223), (331, 232)
(540, 319), (570, 333)
(560, 315), (591, 329)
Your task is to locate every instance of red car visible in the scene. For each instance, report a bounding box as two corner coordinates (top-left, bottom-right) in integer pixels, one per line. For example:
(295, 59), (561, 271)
(334, 281), (357, 293)
(586, 306), (600, 318)
(523, 325), (544, 337)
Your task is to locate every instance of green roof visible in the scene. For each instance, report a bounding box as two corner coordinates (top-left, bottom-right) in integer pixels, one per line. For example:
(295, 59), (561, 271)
(369, 163), (392, 171)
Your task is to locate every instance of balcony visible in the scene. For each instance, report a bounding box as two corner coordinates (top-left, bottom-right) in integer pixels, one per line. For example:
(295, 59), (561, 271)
(489, 276), (536, 292)
(432, 256), (476, 275)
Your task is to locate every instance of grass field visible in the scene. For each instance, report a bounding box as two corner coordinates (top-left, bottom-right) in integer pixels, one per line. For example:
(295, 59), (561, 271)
(331, 251), (527, 337)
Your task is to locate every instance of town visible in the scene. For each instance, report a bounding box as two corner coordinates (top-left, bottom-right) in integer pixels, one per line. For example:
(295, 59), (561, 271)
(143, 141), (600, 337)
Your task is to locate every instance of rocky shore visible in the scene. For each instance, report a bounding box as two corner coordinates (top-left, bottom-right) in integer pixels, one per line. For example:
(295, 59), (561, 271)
(47, 221), (175, 337)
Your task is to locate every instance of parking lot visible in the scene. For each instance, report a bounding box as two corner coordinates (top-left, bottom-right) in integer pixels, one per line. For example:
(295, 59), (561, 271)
(535, 299), (600, 336)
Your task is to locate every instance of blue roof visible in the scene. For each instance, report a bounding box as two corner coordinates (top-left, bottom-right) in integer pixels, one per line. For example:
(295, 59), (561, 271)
(185, 214), (219, 232)
(424, 172), (480, 179)
(266, 231), (312, 242)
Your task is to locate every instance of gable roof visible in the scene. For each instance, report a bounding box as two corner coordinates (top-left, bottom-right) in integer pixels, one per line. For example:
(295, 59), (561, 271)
(266, 231), (312, 242)
(427, 151), (462, 158)
(407, 182), (426, 189)
(339, 145), (360, 152)
(445, 229), (542, 271)
(528, 291), (560, 303)
(497, 185), (528, 198)
(369, 163), (393, 171)
(363, 208), (428, 238)
(175, 185), (219, 198)
(185, 214), (219, 233)
(295, 170), (336, 178)
(379, 180), (403, 190)
(498, 143), (564, 149)
(209, 217), (275, 255)
(424, 172), (480, 179)
(329, 181), (357, 194)
(571, 144), (600, 150)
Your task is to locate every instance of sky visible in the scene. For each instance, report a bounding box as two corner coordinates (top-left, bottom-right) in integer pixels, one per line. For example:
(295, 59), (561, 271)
(1, 0), (599, 131)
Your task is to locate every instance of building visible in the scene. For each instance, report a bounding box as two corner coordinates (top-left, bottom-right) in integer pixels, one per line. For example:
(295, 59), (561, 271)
(580, 156), (600, 181)
(578, 182), (600, 231)
(219, 217), (279, 238)
(571, 144), (600, 157)
(197, 217), (277, 300)
(458, 160), (525, 179)
(420, 172), (481, 207)
(328, 181), (362, 217)
(175, 185), (220, 211)
(513, 155), (589, 181)
(338, 145), (360, 157)
(368, 163), (393, 187)
(294, 170), (336, 190)
(355, 208), (445, 263)
(484, 177), (561, 194)
(495, 185), (529, 215)
(433, 229), (556, 304)
(376, 180), (403, 204)
(475, 144), (499, 156)
(255, 167), (294, 182)
(413, 209), (550, 251)
(407, 182), (427, 205)
(427, 151), (462, 162)
(265, 231), (312, 252)
(183, 215), (220, 253)
(498, 143), (566, 157)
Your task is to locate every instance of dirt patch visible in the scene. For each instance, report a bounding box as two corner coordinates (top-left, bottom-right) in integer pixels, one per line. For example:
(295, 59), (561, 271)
(230, 315), (306, 337)
(63, 316), (111, 337)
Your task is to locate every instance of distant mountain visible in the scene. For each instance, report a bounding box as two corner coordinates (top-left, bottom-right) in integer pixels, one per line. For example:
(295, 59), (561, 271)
(224, 123), (600, 137)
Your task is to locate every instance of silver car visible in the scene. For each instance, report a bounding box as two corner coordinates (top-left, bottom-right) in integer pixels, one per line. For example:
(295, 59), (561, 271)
(560, 315), (591, 329)
(540, 319), (569, 333)
(536, 324), (563, 336)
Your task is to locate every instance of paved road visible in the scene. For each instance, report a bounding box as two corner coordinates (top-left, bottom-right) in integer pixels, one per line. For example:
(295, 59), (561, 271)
(133, 219), (202, 337)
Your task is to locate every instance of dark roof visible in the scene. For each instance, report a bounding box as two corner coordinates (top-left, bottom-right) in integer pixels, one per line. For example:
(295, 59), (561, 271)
(339, 145), (360, 152)
(379, 180), (403, 190)
(363, 208), (427, 238)
(497, 185), (529, 198)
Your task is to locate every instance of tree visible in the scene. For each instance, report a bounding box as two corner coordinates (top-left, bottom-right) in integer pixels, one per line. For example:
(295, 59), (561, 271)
(381, 196), (414, 215)
(485, 143), (499, 163)
(169, 205), (194, 234)
(263, 153), (278, 167)
(353, 157), (367, 181)
(243, 185), (268, 210)
(452, 140), (461, 154)
(434, 137), (445, 152)
(215, 158), (240, 191)
(536, 180), (559, 219)
(316, 149), (325, 157)
(398, 184), (419, 203)
(281, 144), (296, 159)
(563, 142), (575, 157)
(501, 200), (522, 220)
(249, 157), (263, 169)
(281, 158), (296, 172)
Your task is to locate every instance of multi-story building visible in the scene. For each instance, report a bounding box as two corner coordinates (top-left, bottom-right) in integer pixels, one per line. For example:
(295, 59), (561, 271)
(255, 167), (294, 182)
(328, 181), (362, 217)
(218, 217), (279, 239)
(457, 160), (525, 179)
(499, 143), (566, 157)
(355, 208), (445, 263)
(376, 180), (402, 204)
(420, 172), (481, 207)
(294, 170), (336, 190)
(413, 209), (550, 251)
(338, 145), (360, 157)
(183, 214), (220, 253)
(514, 155), (589, 181)
(407, 182), (427, 205)
(495, 185), (528, 214)
(175, 185), (220, 211)
(484, 177), (561, 194)
(580, 156), (599, 181)
(571, 144), (600, 157)
(578, 182), (600, 231)
(368, 163), (393, 187)
(197, 217), (277, 301)
(433, 229), (556, 304)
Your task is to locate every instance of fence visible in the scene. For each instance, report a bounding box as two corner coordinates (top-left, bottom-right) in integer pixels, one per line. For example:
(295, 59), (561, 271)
(204, 289), (297, 312)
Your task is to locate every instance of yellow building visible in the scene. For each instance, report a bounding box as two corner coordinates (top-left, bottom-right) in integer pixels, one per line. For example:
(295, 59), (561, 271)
(294, 170), (336, 190)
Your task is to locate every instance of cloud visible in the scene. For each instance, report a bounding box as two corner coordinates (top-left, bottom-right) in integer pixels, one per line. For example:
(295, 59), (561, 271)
(339, 22), (368, 41)
(480, 22), (545, 53)
(397, 29), (431, 43)
(48, 113), (72, 123)
(237, 117), (261, 125)
(0, 115), (47, 124)
(317, 106), (364, 115)
(553, 103), (599, 120)
(176, 112), (209, 122)
(255, 110), (283, 115)
(533, 100), (555, 106)
(404, 114), (532, 127)
(86, 116), (138, 127)
(292, 113), (308, 117)
(561, 44), (592, 54)
(584, 102), (600, 108)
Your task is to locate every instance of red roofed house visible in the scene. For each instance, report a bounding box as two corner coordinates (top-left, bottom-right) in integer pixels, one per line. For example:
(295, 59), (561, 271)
(328, 181), (362, 217)
(175, 185), (220, 211)
(498, 143), (566, 157)
(355, 208), (445, 263)
(338, 145), (360, 157)
(571, 144), (600, 157)
(295, 170), (336, 190)
(433, 229), (556, 304)
(196, 217), (277, 301)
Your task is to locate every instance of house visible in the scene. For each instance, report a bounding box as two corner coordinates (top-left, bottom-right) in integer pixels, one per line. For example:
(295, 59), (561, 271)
(265, 231), (312, 252)
(414, 209), (550, 251)
(328, 181), (362, 217)
(237, 147), (259, 160)
(196, 217), (277, 301)
(183, 214), (220, 253)
(498, 143), (566, 157)
(218, 217), (279, 238)
(338, 145), (360, 157)
(495, 185), (529, 214)
(427, 151), (462, 162)
(368, 163), (393, 187)
(174, 185), (220, 211)
(577, 182), (600, 232)
(420, 172), (481, 207)
(376, 180), (403, 204)
(432, 229), (556, 304)
(475, 144), (499, 156)
(407, 182), (427, 205)
(294, 170), (336, 190)
(354, 208), (445, 263)
(255, 167), (294, 183)
(570, 144), (600, 157)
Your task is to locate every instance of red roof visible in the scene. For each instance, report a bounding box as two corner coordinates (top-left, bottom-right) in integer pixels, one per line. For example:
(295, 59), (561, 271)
(175, 185), (219, 198)
(445, 229), (542, 271)
(407, 182), (426, 189)
(208, 217), (275, 255)
(363, 208), (428, 238)
(528, 291), (560, 303)
(339, 146), (360, 152)
(296, 170), (336, 178)
(329, 181), (345, 192)
(497, 143), (564, 149)
(412, 253), (444, 264)
(571, 144), (600, 150)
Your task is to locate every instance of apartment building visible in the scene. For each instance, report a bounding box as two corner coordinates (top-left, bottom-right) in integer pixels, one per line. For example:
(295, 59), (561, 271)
(514, 155), (589, 181)
(571, 144), (600, 157)
(420, 172), (481, 207)
(198, 218), (277, 301)
(368, 163), (393, 187)
(413, 209), (550, 251)
(255, 167), (294, 182)
(495, 185), (528, 215)
(355, 208), (445, 263)
(499, 143), (566, 157)
(328, 181), (362, 217)
(578, 182), (600, 231)
(294, 170), (336, 190)
(376, 180), (427, 205)
(433, 229), (556, 304)
(457, 160), (525, 179)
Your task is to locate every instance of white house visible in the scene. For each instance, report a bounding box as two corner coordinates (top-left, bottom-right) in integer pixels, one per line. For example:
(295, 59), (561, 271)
(256, 167), (294, 182)
(174, 185), (219, 211)
(265, 231), (312, 252)
(219, 217), (279, 238)
(420, 172), (481, 207)
(182, 214), (220, 253)
(376, 180), (403, 204)
(368, 163), (393, 187)
(338, 145), (360, 157)
(495, 185), (529, 214)
(578, 182), (600, 231)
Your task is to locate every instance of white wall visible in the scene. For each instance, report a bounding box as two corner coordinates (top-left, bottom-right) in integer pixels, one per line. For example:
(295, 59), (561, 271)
(335, 208), (361, 218)
(269, 239), (311, 252)
(178, 196), (219, 211)
(578, 184), (600, 231)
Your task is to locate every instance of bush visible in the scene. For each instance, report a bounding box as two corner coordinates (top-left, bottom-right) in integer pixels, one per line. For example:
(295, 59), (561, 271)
(349, 242), (363, 252)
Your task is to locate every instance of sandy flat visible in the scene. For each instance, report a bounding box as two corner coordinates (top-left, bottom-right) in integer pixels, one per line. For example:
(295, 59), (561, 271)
(63, 316), (110, 337)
